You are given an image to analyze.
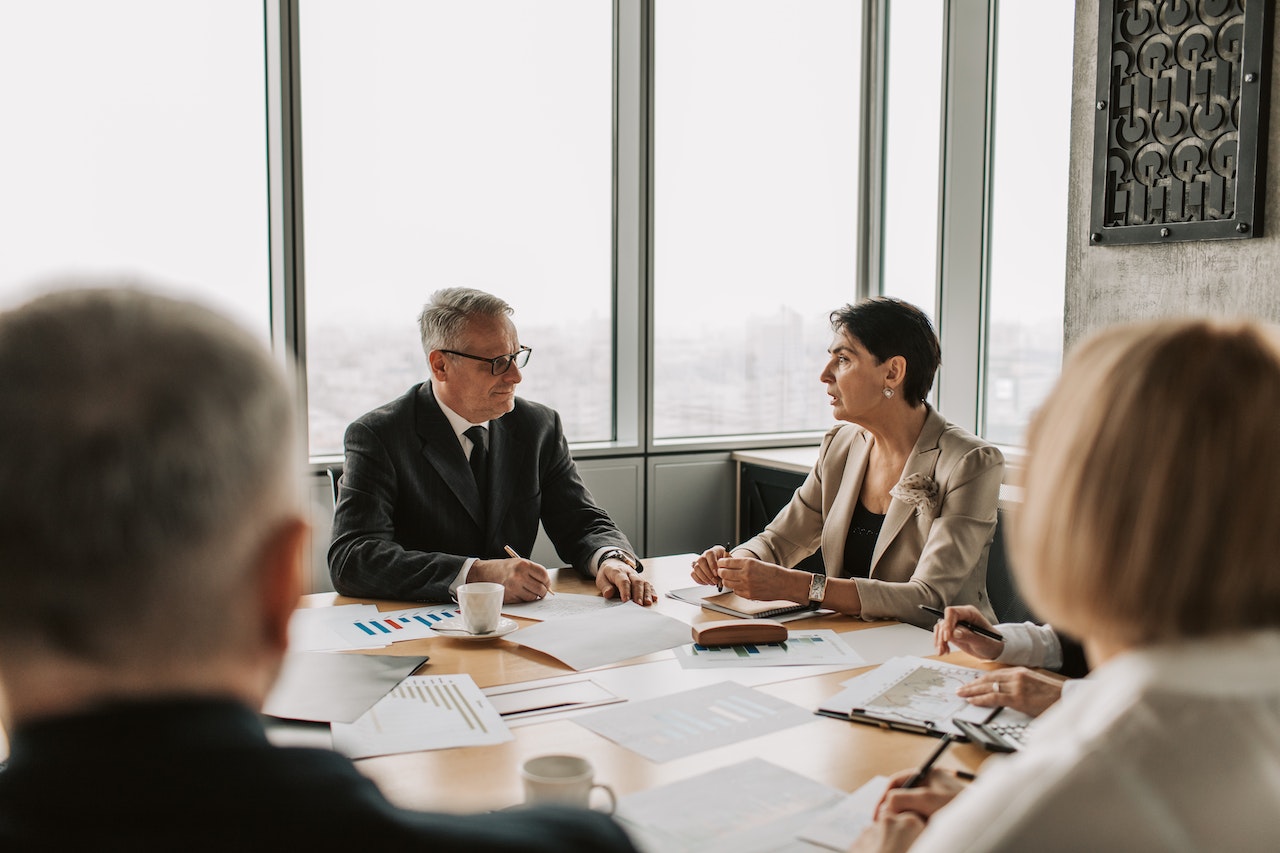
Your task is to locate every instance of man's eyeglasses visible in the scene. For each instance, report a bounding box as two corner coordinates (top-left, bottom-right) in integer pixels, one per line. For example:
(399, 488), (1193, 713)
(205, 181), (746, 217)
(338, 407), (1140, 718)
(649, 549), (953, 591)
(441, 345), (532, 375)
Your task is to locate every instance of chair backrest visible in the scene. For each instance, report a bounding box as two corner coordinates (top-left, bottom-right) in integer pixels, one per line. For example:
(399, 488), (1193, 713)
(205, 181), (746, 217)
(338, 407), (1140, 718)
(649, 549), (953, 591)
(986, 508), (1038, 625)
(326, 464), (343, 507)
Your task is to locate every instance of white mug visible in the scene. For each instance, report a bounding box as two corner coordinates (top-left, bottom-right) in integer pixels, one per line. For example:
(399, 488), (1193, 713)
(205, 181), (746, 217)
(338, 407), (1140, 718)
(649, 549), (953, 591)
(457, 582), (504, 634)
(520, 754), (616, 813)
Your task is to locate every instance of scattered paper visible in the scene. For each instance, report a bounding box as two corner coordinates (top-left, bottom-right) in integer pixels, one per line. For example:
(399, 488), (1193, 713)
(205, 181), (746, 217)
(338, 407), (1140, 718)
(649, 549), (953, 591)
(483, 678), (623, 720)
(330, 673), (511, 759)
(263, 651), (427, 723)
(576, 681), (814, 763)
(798, 775), (890, 851)
(507, 601), (691, 670)
(615, 757), (843, 852)
(837, 622), (937, 665)
(329, 604), (461, 646)
(501, 591), (622, 621)
(288, 604), (385, 651)
(674, 630), (867, 669)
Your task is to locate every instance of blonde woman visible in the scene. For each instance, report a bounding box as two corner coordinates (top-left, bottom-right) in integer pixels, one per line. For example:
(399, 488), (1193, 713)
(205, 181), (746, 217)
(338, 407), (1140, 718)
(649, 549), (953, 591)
(854, 318), (1280, 852)
(692, 298), (1004, 625)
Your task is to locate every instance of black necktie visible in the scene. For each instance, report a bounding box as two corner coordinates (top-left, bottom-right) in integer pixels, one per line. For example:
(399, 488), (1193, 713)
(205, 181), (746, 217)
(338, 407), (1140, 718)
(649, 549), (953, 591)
(465, 425), (488, 496)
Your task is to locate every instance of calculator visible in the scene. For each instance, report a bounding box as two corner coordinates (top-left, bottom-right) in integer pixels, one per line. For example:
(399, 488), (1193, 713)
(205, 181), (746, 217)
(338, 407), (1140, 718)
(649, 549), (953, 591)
(953, 717), (1031, 753)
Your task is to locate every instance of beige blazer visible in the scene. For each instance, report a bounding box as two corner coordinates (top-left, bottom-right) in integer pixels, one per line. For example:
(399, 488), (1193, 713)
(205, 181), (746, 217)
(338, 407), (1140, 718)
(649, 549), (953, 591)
(738, 406), (1003, 627)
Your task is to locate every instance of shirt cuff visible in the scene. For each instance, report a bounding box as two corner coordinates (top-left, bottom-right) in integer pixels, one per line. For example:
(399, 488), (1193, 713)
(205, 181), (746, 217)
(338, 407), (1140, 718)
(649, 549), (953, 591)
(449, 558), (477, 598)
(994, 621), (1063, 670)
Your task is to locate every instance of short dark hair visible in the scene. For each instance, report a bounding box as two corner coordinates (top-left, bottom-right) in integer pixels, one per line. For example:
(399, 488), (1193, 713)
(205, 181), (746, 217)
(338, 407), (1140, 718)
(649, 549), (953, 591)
(829, 297), (941, 404)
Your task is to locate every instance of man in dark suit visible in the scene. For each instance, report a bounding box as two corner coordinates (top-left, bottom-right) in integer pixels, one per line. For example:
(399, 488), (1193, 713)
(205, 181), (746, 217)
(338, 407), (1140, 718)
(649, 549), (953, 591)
(329, 287), (652, 604)
(0, 286), (637, 852)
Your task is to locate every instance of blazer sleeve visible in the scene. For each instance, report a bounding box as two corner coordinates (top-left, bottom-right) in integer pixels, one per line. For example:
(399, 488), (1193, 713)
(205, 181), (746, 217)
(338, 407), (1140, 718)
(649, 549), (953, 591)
(855, 443), (1004, 622)
(535, 411), (637, 576)
(327, 419), (467, 602)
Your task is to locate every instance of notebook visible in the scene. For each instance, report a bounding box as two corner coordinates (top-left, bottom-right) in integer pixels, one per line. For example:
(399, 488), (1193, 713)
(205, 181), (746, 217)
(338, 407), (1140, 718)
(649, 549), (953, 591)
(666, 586), (828, 622)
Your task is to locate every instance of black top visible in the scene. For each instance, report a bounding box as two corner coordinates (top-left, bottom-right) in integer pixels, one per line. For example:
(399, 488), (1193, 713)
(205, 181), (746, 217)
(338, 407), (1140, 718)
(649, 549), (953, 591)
(841, 500), (886, 579)
(0, 697), (637, 852)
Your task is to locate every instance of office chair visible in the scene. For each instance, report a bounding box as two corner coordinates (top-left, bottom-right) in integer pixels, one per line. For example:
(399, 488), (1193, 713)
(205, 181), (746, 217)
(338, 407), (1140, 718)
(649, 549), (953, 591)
(326, 464), (343, 507)
(985, 508), (1037, 625)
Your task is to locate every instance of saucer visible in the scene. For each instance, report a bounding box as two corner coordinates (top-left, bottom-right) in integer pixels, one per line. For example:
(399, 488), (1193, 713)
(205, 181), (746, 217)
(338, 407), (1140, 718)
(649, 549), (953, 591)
(433, 617), (518, 640)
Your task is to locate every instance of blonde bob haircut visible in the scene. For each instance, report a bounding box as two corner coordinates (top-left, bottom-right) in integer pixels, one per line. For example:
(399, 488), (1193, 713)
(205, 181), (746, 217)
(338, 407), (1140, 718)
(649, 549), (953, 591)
(1011, 318), (1280, 650)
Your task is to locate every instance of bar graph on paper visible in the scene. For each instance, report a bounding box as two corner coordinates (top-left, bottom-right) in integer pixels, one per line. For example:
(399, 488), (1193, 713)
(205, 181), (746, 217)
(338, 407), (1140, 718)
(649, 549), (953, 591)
(576, 681), (814, 762)
(673, 629), (867, 669)
(329, 674), (512, 759)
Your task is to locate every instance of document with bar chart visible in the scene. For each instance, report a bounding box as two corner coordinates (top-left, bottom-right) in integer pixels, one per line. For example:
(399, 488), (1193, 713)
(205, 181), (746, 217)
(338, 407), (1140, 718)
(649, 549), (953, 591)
(576, 681), (813, 763)
(330, 674), (512, 759)
(330, 604), (463, 647)
(672, 629), (867, 669)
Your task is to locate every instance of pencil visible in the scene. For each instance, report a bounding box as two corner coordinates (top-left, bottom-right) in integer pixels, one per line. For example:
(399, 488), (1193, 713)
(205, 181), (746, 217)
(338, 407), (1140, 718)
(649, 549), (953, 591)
(902, 733), (957, 789)
(918, 604), (1004, 642)
(503, 544), (553, 596)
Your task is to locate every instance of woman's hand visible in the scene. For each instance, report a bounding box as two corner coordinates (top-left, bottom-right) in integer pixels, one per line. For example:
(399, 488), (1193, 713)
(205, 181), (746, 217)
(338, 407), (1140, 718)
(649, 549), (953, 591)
(848, 812), (925, 853)
(956, 667), (1063, 717)
(875, 768), (970, 820)
(932, 604), (1004, 660)
(690, 545), (729, 587)
(716, 556), (808, 603)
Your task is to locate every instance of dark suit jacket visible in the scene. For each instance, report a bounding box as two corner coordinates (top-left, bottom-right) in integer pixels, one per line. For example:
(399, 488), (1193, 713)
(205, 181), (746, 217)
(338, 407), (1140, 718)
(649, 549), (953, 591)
(0, 699), (637, 851)
(329, 382), (635, 601)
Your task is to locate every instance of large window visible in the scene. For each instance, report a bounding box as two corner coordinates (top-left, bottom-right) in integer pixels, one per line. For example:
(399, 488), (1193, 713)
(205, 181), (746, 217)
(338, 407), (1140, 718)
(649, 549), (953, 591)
(0, 1), (269, 333)
(982, 0), (1074, 444)
(652, 0), (862, 441)
(879, 0), (945, 318)
(299, 0), (613, 456)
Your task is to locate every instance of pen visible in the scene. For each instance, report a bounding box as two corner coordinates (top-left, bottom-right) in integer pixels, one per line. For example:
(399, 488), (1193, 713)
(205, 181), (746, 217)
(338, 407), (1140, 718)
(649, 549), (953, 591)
(918, 604), (1004, 642)
(504, 545), (554, 597)
(902, 733), (957, 789)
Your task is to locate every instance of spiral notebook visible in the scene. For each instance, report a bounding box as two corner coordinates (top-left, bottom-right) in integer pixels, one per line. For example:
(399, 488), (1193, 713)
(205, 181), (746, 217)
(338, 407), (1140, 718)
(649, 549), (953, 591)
(666, 586), (829, 622)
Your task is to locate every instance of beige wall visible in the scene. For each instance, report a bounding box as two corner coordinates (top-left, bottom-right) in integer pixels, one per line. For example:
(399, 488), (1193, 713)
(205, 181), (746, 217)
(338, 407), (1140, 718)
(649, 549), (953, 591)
(1065, 1), (1280, 349)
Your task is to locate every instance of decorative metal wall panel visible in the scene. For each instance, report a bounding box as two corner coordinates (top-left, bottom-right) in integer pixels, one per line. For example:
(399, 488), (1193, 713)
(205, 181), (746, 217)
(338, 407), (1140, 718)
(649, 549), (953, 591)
(1090, 0), (1270, 246)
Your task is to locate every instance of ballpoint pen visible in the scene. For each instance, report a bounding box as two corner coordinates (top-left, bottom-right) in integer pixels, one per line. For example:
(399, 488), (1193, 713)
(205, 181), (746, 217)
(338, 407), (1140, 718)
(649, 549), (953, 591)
(902, 732), (957, 789)
(918, 604), (1004, 641)
(504, 545), (553, 596)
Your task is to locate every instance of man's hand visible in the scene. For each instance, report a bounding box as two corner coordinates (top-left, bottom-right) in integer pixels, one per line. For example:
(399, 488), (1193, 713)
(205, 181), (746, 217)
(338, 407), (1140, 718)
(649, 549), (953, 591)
(469, 557), (553, 602)
(932, 604), (1005, 659)
(875, 768), (970, 819)
(956, 667), (1063, 717)
(597, 559), (656, 605)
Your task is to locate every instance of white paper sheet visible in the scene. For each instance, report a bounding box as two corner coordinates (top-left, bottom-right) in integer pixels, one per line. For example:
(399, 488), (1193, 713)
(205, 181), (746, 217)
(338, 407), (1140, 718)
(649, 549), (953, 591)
(501, 591), (623, 621)
(328, 604), (462, 646)
(615, 757), (842, 852)
(263, 651), (427, 723)
(330, 673), (512, 759)
(506, 601), (692, 670)
(288, 604), (386, 651)
(798, 775), (890, 851)
(837, 622), (937, 665)
(674, 630), (867, 669)
(576, 681), (814, 763)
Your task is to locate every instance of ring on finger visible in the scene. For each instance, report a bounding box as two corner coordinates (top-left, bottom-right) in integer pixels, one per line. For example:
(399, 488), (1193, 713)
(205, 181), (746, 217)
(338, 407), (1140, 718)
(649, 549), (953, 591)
(992, 682), (1001, 694)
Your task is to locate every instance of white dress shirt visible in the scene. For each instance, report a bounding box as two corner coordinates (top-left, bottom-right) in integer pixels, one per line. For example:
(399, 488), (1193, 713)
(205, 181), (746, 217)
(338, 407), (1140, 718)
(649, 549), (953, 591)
(911, 629), (1280, 852)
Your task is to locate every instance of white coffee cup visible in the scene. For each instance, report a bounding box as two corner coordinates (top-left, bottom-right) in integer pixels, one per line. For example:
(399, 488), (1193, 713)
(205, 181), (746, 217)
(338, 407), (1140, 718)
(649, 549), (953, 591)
(520, 754), (616, 813)
(457, 582), (504, 634)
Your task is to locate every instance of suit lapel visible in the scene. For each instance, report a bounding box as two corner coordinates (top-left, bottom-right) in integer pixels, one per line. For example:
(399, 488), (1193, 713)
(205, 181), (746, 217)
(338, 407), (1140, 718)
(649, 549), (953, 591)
(486, 415), (519, 536)
(870, 407), (946, 573)
(416, 384), (486, 529)
(824, 430), (871, 578)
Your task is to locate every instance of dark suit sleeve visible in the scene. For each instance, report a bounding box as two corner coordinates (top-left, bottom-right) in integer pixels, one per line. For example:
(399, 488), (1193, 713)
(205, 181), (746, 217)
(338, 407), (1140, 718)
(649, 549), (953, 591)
(536, 410), (638, 577)
(327, 419), (466, 602)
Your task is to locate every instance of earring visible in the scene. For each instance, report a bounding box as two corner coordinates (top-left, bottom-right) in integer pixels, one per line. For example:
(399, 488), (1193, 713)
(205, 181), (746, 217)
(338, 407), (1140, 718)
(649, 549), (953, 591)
(882, 387), (894, 399)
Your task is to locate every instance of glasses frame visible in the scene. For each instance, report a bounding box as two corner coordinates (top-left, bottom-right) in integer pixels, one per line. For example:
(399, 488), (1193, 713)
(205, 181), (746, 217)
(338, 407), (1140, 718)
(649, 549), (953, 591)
(440, 345), (532, 375)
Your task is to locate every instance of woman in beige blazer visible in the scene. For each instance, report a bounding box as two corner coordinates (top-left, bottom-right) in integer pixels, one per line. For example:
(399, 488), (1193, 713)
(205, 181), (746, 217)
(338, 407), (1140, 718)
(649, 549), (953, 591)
(692, 298), (1003, 626)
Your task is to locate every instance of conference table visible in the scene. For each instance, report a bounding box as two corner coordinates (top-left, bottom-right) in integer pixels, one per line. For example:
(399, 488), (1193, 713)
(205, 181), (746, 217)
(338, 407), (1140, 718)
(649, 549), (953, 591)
(300, 554), (1007, 826)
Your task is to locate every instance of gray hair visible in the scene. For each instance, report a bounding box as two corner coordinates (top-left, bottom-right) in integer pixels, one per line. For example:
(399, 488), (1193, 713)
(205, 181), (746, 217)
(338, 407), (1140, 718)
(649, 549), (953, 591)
(0, 285), (299, 666)
(417, 287), (514, 357)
